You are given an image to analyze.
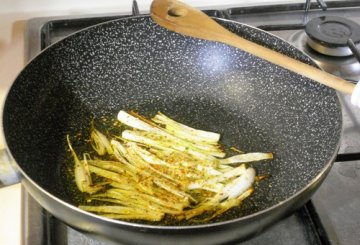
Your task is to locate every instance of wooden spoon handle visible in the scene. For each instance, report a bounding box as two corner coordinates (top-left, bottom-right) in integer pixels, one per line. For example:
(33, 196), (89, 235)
(151, 0), (356, 95)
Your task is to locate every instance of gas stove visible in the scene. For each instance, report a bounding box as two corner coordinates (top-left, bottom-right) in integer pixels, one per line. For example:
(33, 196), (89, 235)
(23, 1), (360, 244)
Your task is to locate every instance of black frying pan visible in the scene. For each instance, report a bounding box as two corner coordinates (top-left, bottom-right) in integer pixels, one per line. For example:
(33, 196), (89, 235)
(2, 14), (341, 245)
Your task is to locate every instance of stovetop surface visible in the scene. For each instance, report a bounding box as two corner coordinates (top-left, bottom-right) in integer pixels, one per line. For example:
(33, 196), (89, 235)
(23, 1), (360, 244)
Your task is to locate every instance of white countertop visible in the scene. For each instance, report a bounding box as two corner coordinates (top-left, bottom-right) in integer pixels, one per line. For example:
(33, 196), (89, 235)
(0, 0), (334, 244)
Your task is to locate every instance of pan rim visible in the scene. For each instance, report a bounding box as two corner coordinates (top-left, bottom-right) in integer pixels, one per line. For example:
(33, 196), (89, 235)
(1, 15), (342, 231)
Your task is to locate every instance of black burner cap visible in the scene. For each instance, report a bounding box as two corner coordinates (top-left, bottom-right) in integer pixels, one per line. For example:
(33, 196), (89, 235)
(305, 16), (360, 47)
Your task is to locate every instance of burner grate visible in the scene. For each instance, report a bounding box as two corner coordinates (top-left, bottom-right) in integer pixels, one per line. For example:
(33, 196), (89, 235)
(305, 16), (360, 57)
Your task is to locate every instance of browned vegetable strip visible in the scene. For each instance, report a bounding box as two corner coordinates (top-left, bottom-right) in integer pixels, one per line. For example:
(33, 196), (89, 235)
(101, 213), (164, 221)
(68, 110), (272, 222)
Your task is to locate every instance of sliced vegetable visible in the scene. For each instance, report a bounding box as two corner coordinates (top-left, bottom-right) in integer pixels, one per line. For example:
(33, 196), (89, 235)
(66, 135), (103, 194)
(90, 127), (113, 155)
(219, 152), (273, 165)
(152, 111), (220, 143)
(67, 110), (273, 223)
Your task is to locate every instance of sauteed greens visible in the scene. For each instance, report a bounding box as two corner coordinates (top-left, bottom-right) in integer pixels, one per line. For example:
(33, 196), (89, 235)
(67, 110), (273, 222)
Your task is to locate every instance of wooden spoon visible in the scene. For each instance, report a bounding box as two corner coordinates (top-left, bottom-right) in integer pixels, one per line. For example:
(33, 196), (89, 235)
(150, 0), (356, 95)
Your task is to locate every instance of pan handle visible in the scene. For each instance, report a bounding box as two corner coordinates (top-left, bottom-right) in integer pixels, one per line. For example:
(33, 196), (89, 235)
(0, 149), (21, 187)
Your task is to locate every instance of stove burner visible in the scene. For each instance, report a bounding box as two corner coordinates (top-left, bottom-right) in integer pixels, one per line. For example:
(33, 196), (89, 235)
(288, 30), (360, 81)
(305, 16), (360, 56)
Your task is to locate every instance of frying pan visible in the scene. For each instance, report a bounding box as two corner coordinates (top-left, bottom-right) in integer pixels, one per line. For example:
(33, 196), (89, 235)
(1, 11), (341, 245)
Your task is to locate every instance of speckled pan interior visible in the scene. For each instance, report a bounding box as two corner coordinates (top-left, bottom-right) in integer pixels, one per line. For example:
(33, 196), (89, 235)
(3, 16), (341, 224)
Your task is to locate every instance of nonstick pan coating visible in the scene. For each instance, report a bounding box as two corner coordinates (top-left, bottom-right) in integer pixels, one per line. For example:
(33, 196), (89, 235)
(3, 16), (341, 244)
